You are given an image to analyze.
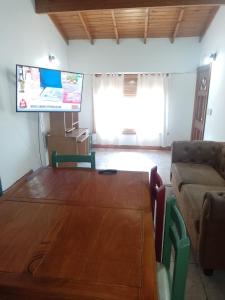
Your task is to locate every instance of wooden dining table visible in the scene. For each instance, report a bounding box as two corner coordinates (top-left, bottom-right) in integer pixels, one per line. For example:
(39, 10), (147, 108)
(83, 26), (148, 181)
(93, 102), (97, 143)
(0, 167), (158, 300)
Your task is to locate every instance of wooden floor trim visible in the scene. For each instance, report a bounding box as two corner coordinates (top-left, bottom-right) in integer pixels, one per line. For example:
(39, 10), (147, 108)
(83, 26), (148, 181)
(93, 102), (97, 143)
(93, 144), (171, 151)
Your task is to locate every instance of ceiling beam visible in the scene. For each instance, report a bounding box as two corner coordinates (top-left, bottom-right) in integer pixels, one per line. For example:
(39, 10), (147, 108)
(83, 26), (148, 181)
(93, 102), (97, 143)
(144, 8), (150, 44)
(171, 8), (184, 43)
(49, 14), (69, 45)
(35, 0), (224, 13)
(199, 6), (219, 42)
(111, 10), (119, 44)
(77, 12), (94, 44)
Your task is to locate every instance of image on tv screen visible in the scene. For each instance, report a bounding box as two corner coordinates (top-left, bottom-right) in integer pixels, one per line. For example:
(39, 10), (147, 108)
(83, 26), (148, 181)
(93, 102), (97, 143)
(16, 65), (84, 112)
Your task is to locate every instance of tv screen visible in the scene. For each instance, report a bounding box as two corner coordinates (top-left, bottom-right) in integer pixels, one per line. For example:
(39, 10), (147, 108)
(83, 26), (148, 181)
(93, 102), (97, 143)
(16, 65), (84, 112)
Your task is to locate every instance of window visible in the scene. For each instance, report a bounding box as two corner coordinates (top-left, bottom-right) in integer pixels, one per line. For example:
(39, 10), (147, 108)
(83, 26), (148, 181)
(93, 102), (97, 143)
(123, 74), (138, 97)
(93, 73), (167, 146)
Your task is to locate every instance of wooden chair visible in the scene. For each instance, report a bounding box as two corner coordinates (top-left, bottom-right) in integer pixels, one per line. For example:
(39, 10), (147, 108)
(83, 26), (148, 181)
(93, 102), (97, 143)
(157, 196), (190, 300)
(52, 151), (96, 169)
(150, 166), (166, 262)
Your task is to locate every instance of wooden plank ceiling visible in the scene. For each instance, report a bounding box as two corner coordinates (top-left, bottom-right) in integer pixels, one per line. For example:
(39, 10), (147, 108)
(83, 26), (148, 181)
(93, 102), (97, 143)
(36, 0), (225, 13)
(48, 5), (219, 44)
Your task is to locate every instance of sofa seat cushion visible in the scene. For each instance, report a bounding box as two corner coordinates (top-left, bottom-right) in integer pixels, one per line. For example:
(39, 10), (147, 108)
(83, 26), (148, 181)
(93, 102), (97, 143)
(172, 163), (225, 191)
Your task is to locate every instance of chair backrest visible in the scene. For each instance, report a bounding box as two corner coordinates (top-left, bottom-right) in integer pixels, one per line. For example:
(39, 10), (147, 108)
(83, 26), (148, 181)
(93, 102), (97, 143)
(150, 166), (164, 218)
(162, 196), (190, 300)
(52, 151), (96, 169)
(150, 166), (166, 262)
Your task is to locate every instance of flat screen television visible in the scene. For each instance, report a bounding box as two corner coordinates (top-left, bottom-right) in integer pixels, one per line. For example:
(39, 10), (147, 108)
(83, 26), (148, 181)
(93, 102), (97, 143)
(16, 64), (84, 112)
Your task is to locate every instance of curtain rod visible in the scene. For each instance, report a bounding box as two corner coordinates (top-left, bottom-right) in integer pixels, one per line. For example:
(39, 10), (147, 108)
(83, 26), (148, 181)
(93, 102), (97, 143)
(82, 71), (196, 76)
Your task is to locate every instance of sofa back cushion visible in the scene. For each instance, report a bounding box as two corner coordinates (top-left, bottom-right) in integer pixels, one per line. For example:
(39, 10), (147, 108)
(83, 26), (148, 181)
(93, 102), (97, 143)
(172, 141), (221, 168)
(217, 146), (225, 180)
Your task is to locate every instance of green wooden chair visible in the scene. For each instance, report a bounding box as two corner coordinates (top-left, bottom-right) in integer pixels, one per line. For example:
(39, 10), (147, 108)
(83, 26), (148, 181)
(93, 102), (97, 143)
(157, 196), (190, 300)
(51, 151), (96, 169)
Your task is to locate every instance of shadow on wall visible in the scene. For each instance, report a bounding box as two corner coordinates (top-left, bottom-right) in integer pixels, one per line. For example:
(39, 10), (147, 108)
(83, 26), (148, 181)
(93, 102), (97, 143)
(0, 67), (17, 113)
(0, 67), (17, 112)
(0, 78), (4, 112)
(6, 68), (17, 113)
(0, 67), (10, 112)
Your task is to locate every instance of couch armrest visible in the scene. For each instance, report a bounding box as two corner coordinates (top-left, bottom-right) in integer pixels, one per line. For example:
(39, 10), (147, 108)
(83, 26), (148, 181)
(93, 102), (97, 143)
(171, 141), (220, 167)
(198, 191), (225, 269)
(202, 191), (225, 221)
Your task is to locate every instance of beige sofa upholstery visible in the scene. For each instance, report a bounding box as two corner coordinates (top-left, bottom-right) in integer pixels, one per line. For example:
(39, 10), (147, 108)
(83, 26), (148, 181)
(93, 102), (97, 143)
(171, 141), (225, 272)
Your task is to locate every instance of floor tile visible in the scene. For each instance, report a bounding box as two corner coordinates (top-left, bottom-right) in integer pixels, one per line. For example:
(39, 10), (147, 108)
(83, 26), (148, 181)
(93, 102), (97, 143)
(185, 264), (207, 300)
(206, 288), (225, 300)
(200, 270), (225, 299)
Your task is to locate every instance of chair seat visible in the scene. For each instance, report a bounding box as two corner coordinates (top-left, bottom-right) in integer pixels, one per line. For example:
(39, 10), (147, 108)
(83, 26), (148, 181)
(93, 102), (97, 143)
(157, 263), (171, 300)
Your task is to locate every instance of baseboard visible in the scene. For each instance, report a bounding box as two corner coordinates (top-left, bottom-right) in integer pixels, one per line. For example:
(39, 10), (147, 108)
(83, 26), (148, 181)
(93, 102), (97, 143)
(93, 144), (171, 151)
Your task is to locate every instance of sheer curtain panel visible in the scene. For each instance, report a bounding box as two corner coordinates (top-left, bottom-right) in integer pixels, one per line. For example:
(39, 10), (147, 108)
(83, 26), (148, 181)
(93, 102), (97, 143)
(93, 74), (124, 144)
(135, 74), (168, 146)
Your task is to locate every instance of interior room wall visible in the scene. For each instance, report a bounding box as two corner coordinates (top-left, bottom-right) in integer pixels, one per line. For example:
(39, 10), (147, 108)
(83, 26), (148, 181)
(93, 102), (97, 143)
(166, 73), (196, 145)
(68, 38), (200, 145)
(199, 7), (225, 142)
(0, 0), (68, 190)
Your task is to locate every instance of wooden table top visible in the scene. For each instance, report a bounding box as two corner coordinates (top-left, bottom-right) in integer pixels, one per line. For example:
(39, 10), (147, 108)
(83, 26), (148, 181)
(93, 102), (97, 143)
(0, 167), (157, 300)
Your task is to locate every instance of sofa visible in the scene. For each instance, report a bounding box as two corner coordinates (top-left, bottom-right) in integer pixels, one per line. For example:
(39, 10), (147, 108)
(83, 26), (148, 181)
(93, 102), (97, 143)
(171, 140), (225, 274)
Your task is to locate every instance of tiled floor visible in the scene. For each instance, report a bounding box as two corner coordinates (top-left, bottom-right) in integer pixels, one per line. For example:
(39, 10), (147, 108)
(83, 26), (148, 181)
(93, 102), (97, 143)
(94, 147), (171, 184)
(94, 147), (225, 300)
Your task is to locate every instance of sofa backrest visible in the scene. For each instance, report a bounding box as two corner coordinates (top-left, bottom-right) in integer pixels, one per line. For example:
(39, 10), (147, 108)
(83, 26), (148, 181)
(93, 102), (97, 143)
(171, 141), (222, 169)
(217, 145), (225, 180)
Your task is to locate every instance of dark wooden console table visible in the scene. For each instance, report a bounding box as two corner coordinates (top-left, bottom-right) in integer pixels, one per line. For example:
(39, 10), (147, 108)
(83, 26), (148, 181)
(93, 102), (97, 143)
(0, 167), (157, 299)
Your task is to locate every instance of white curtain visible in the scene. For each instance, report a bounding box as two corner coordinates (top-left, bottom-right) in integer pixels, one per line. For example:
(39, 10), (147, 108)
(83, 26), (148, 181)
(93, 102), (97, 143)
(93, 74), (124, 144)
(93, 73), (168, 146)
(135, 74), (168, 146)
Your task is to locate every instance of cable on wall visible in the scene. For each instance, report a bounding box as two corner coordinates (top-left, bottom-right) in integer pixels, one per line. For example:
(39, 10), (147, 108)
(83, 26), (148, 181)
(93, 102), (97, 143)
(38, 112), (43, 167)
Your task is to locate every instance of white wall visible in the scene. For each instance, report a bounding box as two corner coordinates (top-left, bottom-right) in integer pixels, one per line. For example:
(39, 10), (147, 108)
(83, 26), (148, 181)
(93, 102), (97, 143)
(68, 38), (200, 144)
(200, 7), (225, 141)
(69, 38), (200, 74)
(166, 73), (196, 145)
(0, 0), (68, 190)
(78, 75), (93, 131)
